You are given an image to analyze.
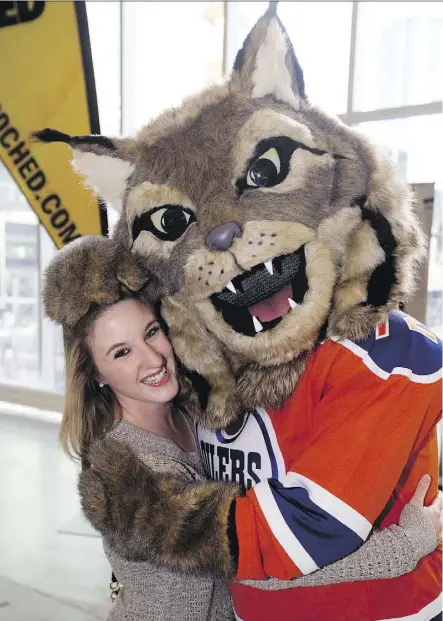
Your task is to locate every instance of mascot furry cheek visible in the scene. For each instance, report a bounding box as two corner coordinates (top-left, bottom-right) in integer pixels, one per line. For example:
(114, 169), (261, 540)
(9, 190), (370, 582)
(34, 4), (424, 428)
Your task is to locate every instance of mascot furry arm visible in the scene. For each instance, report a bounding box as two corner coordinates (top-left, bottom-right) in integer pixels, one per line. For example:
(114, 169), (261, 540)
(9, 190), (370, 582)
(36, 3), (442, 619)
(79, 436), (241, 579)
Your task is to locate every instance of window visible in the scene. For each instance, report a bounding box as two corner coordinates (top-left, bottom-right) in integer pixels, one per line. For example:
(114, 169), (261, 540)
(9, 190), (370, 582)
(356, 116), (442, 184)
(353, 2), (443, 112)
(85, 1), (121, 136)
(0, 164), (41, 388)
(120, 2), (224, 133)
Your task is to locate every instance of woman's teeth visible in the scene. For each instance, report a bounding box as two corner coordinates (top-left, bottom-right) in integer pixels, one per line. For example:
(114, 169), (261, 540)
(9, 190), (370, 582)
(141, 366), (167, 385)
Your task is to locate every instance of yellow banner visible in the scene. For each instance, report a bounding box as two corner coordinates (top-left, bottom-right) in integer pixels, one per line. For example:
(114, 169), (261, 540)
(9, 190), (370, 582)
(0, 1), (107, 248)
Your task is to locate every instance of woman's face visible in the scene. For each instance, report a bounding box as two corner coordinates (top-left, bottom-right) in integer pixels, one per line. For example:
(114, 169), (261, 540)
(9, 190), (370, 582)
(88, 299), (179, 406)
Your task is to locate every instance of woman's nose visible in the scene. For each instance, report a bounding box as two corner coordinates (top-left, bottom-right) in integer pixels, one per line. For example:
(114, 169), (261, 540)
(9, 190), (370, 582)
(141, 344), (165, 367)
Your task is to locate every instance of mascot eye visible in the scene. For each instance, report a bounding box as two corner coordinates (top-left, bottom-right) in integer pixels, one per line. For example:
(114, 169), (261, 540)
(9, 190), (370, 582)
(150, 206), (195, 241)
(132, 205), (195, 243)
(246, 148), (281, 188)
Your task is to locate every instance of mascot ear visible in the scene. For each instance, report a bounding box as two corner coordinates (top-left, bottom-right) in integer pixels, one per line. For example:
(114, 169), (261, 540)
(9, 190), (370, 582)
(32, 129), (137, 211)
(230, 2), (306, 109)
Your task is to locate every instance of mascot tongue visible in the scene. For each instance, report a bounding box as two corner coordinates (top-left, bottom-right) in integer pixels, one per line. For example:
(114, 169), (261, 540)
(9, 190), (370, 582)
(248, 284), (292, 322)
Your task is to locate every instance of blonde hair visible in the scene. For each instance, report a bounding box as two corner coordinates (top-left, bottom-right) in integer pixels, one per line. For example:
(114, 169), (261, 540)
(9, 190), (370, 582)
(60, 305), (119, 461)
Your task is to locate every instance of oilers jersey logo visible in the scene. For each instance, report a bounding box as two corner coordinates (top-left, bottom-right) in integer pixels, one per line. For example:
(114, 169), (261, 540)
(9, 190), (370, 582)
(197, 408), (286, 490)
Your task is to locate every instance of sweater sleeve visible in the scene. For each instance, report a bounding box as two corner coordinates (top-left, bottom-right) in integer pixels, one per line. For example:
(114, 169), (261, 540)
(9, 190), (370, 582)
(236, 503), (438, 590)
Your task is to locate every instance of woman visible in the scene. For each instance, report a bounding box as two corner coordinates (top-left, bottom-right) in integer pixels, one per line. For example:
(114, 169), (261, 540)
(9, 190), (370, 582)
(43, 237), (442, 621)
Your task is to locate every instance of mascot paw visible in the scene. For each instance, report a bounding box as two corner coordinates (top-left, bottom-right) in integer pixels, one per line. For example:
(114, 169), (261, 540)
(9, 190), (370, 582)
(43, 236), (151, 328)
(78, 437), (163, 536)
(79, 435), (240, 577)
(87, 437), (142, 487)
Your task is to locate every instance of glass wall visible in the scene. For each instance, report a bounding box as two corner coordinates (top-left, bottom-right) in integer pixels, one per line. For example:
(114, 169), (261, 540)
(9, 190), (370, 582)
(353, 2), (443, 111)
(120, 2), (224, 133)
(0, 164), (40, 387)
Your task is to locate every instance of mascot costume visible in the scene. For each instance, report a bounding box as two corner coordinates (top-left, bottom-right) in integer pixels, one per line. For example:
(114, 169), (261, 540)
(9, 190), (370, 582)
(36, 4), (442, 621)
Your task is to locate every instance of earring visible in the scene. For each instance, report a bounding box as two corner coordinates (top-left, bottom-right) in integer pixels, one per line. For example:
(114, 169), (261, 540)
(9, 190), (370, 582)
(99, 382), (105, 388)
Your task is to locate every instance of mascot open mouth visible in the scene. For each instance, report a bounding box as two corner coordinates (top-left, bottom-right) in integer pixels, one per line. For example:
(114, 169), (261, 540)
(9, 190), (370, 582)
(211, 247), (308, 336)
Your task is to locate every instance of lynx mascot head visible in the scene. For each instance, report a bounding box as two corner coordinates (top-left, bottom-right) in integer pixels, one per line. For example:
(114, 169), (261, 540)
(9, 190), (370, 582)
(36, 3), (423, 428)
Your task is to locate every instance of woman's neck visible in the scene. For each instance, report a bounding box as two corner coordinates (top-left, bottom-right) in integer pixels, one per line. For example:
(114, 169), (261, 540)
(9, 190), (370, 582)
(114, 394), (195, 453)
(117, 396), (176, 436)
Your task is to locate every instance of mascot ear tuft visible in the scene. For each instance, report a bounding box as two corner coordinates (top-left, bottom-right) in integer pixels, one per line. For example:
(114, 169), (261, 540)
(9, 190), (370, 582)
(32, 128), (137, 211)
(268, 2), (279, 17)
(231, 3), (306, 109)
(32, 128), (73, 145)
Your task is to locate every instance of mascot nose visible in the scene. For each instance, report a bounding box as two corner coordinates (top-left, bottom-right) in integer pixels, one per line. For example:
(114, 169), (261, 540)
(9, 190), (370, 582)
(205, 222), (242, 251)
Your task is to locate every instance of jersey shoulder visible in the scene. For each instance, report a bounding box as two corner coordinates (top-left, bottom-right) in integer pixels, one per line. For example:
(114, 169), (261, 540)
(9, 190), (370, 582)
(329, 310), (442, 383)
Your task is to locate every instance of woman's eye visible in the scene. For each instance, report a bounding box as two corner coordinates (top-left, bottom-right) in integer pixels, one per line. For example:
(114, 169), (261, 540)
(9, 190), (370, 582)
(114, 347), (130, 359)
(246, 148), (281, 188)
(150, 206), (195, 241)
(145, 326), (160, 340)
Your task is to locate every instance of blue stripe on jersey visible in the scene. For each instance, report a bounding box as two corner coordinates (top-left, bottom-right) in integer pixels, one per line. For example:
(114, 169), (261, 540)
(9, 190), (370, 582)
(250, 409), (279, 479)
(269, 479), (364, 568)
(355, 311), (442, 377)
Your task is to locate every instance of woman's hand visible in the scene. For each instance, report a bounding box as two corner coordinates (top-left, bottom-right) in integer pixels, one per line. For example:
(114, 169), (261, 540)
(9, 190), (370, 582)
(408, 474), (442, 545)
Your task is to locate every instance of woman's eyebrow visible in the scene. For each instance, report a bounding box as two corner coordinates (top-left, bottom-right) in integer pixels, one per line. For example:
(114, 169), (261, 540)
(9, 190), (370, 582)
(106, 320), (157, 356)
(106, 341), (127, 356)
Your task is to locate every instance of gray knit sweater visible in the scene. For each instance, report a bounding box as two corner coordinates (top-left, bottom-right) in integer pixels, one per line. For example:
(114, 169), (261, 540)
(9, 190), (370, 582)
(104, 419), (233, 621)
(101, 419), (437, 620)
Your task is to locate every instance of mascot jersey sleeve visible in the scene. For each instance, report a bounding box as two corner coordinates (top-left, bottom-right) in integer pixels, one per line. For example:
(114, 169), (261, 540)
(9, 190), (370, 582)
(198, 311), (442, 582)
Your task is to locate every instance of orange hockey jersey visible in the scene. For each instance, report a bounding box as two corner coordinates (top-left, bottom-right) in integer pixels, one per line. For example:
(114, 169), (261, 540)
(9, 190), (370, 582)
(198, 311), (442, 621)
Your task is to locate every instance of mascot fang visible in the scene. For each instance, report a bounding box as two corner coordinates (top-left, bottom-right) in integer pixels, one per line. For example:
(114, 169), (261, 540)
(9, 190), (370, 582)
(35, 4), (442, 621)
